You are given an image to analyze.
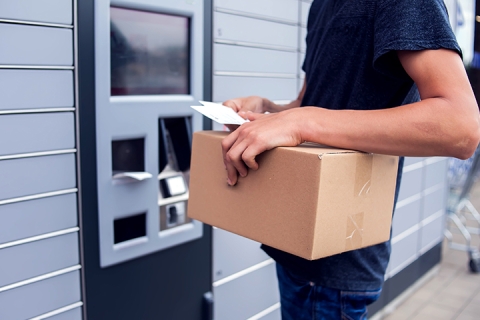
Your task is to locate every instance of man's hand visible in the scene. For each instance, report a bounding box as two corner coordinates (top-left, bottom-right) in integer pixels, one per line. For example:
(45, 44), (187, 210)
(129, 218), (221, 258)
(222, 96), (269, 131)
(223, 96), (266, 115)
(221, 109), (304, 186)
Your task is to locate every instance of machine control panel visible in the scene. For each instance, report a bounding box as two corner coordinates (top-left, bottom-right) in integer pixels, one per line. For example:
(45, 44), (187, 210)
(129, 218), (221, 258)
(95, 0), (204, 267)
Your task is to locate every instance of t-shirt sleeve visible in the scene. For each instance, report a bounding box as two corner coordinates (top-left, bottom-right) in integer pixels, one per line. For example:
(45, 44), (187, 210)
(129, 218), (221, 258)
(374, 0), (461, 78)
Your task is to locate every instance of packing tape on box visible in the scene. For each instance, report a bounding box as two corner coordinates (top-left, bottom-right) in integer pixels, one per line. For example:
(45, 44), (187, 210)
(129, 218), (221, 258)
(346, 155), (372, 250)
(354, 154), (373, 197)
(345, 212), (364, 251)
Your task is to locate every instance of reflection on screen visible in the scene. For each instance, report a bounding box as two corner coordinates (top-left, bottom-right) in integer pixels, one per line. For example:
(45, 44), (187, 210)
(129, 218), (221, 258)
(110, 7), (190, 96)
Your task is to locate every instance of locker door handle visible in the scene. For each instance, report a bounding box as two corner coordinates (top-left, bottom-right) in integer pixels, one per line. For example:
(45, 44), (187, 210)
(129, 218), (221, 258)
(112, 171), (153, 182)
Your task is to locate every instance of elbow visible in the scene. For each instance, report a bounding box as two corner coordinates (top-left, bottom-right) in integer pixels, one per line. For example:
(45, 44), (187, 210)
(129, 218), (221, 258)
(450, 118), (480, 160)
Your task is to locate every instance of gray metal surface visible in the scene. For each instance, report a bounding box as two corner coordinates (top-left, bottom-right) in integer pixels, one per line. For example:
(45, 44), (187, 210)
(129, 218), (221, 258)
(0, 271), (81, 320)
(0, 69), (74, 110)
(213, 228), (270, 282)
(422, 186), (446, 220)
(0, 154), (76, 201)
(0, 0), (73, 25)
(213, 76), (297, 102)
(299, 52), (306, 74)
(214, 262), (280, 320)
(0, 233), (79, 287)
(397, 168), (424, 202)
(215, 0), (298, 23)
(0, 23), (72, 66)
(389, 230), (419, 274)
(47, 307), (82, 320)
(425, 159), (448, 189)
(392, 199), (421, 238)
(0, 113), (75, 156)
(403, 156), (425, 166)
(0, 193), (77, 244)
(260, 307), (281, 320)
(214, 44), (297, 74)
(297, 78), (303, 92)
(420, 214), (444, 251)
(214, 12), (298, 49)
(300, 0), (311, 26)
(299, 27), (307, 52)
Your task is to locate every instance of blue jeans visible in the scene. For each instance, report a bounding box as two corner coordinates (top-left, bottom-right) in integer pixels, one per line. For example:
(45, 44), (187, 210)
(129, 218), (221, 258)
(276, 263), (381, 320)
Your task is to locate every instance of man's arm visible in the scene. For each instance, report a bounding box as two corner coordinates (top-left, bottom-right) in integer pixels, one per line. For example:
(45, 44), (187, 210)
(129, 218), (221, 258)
(223, 79), (307, 114)
(222, 49), (480, 185)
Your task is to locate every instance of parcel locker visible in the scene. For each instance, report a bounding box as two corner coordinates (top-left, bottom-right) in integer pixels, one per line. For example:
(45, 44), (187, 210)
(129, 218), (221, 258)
(0, 271), (81, 320)
(0, 113), (75, 156)
(0, 69), (74, 111)
(214, 0), (298, 24)
(0, 0), (73, 25)
(0, 23), (73, 66)
(77, 0), (212, 319)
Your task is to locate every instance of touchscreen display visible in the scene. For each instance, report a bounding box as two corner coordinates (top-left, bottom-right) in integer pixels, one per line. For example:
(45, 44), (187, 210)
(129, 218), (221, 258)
(110, 7), (190, 96)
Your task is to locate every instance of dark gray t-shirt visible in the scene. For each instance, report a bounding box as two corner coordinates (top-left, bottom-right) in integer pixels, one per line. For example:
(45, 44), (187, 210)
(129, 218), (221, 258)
(262, 0), (461, 291)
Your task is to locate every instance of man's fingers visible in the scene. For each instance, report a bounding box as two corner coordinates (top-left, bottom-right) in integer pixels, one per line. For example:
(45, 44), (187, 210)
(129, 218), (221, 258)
(225, 140), (249, 178)
(222, 132), (249, 186)
(223, 100), (240, 112)
(241, 146), (262, 170)
(245, 112), (267, 121)
(221, 131), (238, 185)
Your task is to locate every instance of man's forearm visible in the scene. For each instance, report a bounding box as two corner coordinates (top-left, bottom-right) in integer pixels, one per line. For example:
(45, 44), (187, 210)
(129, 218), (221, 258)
(297, 97), (480, 159)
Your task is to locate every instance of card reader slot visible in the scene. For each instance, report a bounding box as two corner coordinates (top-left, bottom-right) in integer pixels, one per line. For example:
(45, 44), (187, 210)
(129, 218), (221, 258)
(158, 117), (192, 173)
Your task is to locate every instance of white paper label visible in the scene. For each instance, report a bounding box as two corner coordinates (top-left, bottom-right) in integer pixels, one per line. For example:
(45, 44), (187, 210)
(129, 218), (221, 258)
(191, 101), (248, 125)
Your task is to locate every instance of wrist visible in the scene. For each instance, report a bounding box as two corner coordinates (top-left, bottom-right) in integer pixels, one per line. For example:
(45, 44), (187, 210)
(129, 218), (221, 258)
(294, 107), (326, 144)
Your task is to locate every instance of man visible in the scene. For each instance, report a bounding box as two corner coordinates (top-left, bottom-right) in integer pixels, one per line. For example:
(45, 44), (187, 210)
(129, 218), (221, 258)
(221, 0), (480, 319)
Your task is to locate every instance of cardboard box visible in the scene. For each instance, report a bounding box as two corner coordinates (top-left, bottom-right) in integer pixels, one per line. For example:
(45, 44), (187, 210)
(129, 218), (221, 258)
(188, 131), (399, 260)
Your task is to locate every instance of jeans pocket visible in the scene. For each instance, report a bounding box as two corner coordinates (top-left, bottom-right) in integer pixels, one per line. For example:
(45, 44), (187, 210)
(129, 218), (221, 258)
(340, 289), (381, 320)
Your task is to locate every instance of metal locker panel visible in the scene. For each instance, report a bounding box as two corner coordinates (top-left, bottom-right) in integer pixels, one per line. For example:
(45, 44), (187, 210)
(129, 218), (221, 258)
(214, 44), (297, 74)
(391, 199), (421, 238)
(0, 0), (72, 25)
(0, 70), (74, 111)
(47, 307), (82, 320)
(422, 187), (446, 220)
(215, 0), (298, 23)
(388, 230), (419, 275)
(214, 262), (280, 320)
(0, 271), (81, 320)
(213, 76), (297, 102)
(261, 307), (281, 320)
(0, 193), (77, 244)
(299, 52), (306, 74)
(0, 23), (73, 66)
(213, 228), (270, 282)
(403, 156), (425, 166)
(420, 215), (444, 251)
(297, 77), (304, 92)
(300, 27), (307, 52)
(0, 113), (75, 156)
(214, 13), (298, 49)
(0, 233), (79, 288)
(300, 1), (312, 26)
(397, 168), (423, 202)
(424, 158), (448, 189)
(0, 154), (76, 201)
